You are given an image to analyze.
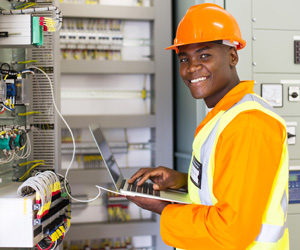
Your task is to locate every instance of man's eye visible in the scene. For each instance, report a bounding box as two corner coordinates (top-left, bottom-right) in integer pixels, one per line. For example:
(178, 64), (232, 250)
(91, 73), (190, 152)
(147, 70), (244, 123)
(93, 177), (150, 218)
(179, 58), (188, 63)
(200, 54), (210, 59)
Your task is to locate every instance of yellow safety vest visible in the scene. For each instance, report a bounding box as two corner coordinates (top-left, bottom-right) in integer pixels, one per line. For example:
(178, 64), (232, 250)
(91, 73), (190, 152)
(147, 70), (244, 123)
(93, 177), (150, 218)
(187, 93), (289, 249)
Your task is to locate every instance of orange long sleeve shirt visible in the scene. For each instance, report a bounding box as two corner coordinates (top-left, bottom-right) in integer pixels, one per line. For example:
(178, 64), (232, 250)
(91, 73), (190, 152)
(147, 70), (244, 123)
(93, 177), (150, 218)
(160, 81), (286, 250)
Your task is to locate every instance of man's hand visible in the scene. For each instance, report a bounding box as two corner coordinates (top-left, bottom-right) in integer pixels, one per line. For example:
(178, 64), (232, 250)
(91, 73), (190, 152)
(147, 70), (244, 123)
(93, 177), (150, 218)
(126, 195), (170, 215)
(128, 166), (188, 191)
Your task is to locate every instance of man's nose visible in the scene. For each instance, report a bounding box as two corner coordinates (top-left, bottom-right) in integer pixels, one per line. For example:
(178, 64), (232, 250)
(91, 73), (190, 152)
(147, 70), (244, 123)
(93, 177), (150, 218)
(187, 60), (202, 73)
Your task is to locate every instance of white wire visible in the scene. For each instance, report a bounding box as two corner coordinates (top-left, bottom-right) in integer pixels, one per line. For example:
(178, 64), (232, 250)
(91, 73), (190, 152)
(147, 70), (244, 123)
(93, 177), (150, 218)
(95, 185), (121, 195)
(14, 130), (31, 160)
(27, 66), (102, 203)
(0, 151), (14, 164)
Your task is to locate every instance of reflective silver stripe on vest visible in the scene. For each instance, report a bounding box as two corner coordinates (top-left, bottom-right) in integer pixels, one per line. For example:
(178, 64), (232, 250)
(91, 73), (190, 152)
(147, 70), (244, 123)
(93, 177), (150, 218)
(234, 94), (277, 114)
(281, 191), (288, 217)
(255, 221), (287, 243)
(199, 118), (221, 205)
(255, 191), (288, 243)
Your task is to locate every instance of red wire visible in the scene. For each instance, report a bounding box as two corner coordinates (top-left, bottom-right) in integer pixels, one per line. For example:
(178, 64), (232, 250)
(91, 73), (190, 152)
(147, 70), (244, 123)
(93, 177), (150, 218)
(0, 109), (5, 114)
(36, 238), (54, 250)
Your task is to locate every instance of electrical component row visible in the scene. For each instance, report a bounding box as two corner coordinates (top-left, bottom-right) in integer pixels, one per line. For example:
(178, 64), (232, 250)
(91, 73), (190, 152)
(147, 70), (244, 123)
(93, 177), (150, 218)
(0, 5), (62, 47)
(60, 19), (124, 48)
(60, 0), (146, 7)
(107, 189), (130, 222)
(1, 5), (62, 32)
(64, 237), (134, 250)
(61, 48), (122, 61)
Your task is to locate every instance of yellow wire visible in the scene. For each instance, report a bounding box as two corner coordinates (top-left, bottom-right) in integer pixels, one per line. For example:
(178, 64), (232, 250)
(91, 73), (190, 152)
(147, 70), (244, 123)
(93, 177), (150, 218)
(18, 160), (44, 167)
(4, 75), (8, 80)
(15, 2), (37, 9)
(19, 163), (45, 181)
(17, 60), (38, 64)
(17, 111), (41, 116)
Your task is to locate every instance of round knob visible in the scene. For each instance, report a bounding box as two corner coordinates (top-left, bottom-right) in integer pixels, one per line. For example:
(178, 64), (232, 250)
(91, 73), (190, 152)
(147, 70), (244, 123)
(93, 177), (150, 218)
(291, 92), (299, 98)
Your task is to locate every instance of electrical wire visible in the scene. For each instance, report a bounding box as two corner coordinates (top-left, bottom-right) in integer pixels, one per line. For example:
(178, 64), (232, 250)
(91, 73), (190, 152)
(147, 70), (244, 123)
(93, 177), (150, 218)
(17, 111), (41, 116)
(27, 66), (102, 203)
(16, 60), (38, 64)
(18, 160), (44, 167)
(17, 162), (45, 181)
(15, 2), (38, 10)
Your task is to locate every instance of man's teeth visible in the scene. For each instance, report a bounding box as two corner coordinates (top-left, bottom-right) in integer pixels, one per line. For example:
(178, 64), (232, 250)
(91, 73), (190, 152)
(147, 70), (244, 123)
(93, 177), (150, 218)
(190, 77), (207, 83)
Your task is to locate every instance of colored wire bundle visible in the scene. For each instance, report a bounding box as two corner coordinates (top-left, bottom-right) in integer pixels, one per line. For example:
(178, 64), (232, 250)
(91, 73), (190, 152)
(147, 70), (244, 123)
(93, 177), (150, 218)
(17, 170), (61, 216)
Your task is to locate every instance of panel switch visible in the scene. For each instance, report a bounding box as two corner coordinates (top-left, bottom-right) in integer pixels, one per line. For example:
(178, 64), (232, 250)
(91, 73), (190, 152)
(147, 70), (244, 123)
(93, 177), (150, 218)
(287, 126), (296, 145)
(289, 86), (300, 101)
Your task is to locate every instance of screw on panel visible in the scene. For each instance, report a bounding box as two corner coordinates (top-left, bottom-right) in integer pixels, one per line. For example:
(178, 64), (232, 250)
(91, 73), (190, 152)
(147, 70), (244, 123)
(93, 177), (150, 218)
(252, 37), (256, 41)
(252, 18), (257, 22)
(252, 62), (257, 66)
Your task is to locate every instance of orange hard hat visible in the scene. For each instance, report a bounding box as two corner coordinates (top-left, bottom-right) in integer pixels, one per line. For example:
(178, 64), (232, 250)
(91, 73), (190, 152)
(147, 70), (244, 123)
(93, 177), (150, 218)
(166, 3), (246, 53)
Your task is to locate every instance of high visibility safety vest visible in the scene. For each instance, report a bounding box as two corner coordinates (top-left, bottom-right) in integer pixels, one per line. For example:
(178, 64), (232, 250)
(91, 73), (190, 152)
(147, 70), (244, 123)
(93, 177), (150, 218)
(187, 93), (289, 250)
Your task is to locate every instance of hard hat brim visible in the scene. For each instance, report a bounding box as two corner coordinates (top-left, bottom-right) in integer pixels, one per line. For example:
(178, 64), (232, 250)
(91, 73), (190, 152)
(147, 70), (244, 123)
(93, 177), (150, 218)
(165, 38), (246, 53)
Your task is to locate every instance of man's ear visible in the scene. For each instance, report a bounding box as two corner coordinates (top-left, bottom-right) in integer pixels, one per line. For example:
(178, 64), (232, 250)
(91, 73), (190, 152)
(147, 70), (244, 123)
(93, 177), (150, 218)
(229, 47), (239, 67)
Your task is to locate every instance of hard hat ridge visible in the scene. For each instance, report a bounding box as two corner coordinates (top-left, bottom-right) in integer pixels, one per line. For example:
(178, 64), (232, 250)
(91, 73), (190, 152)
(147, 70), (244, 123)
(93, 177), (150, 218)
(166, 3), (246, 53)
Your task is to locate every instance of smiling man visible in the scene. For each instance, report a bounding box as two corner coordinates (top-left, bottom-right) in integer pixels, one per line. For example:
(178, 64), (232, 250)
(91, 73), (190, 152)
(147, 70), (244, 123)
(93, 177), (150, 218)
(127, 3), (289, 250)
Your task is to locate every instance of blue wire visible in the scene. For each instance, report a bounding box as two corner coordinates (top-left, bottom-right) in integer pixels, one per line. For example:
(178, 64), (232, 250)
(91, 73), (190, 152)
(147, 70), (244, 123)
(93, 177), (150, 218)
(1, 104), (14, 111)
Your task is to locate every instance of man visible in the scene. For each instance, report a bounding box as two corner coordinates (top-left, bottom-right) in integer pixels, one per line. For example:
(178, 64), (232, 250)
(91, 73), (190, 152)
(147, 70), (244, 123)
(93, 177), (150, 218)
(127, 3), (289, 250)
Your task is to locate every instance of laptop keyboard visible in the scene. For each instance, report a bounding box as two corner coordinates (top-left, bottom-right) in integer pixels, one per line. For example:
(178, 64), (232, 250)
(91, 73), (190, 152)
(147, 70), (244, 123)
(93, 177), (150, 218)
(121, 180), (160, 197)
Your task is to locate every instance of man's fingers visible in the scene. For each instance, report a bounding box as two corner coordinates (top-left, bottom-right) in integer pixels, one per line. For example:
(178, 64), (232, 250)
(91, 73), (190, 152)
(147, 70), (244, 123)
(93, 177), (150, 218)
(128, 168), (151, 183)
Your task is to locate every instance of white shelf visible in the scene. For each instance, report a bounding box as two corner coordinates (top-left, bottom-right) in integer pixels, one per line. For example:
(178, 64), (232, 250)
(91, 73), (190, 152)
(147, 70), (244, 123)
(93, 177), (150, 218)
(61, 114), (156, 128)
(61, 60), (155, 74)
(60, 167), (147, 184)
(64, 220), (158, 240)
(60, 4), (155, 20)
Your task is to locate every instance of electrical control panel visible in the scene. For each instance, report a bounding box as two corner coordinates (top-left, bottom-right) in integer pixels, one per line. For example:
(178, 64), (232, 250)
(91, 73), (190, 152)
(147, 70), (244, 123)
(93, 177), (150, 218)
(0, 0), (68, 249)
(289, 170), (300, 204)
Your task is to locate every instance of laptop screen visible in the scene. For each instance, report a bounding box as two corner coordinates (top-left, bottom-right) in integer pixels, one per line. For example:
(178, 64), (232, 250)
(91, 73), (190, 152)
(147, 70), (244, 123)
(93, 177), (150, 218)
(89, 124), (123, 184)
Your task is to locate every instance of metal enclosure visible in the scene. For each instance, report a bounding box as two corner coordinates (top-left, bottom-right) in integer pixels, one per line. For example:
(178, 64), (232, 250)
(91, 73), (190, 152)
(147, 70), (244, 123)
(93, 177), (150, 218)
(57, 1), (173, 249)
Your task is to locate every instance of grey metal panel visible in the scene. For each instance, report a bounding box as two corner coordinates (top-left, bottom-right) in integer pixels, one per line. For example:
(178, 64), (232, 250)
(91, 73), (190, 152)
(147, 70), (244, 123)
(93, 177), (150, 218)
(252, 0), (300, 31)
(284, 116), (300, 161)
(173, 0), (199, 174)
(253, 30), (300, 73)
(153, 0), (173, 170)
(253, 73), (300, 117)
(61, 60), (155, 74)
(60, 4), (155, 20)
(226, 0), (253, 80)
(60, 167), (145, 184)
(253, 73), (300, 161)
(287, 212), (300, 250)
(64, 221), (158, 240)
(61, 115), (156, 128)
(153, 1), (173, 249)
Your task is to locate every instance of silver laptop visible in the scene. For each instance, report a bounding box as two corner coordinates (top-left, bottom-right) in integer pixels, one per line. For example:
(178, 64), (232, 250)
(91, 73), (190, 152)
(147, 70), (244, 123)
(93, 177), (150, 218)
(89, 123), (192, 204)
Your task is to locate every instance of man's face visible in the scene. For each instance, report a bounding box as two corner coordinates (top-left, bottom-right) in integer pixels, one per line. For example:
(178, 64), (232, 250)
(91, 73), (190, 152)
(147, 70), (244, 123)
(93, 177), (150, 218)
(178, 42), (238, 108)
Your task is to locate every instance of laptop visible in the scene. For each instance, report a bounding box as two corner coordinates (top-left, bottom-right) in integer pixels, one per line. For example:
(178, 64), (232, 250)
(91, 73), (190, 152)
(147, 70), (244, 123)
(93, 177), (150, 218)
(89, 123), (192, 204)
